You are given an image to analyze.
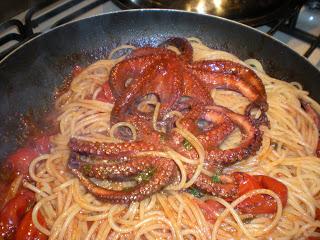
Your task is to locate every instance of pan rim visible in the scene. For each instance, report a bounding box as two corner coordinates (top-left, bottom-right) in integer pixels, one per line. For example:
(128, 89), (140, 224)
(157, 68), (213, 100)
(0, 8), (318, 75)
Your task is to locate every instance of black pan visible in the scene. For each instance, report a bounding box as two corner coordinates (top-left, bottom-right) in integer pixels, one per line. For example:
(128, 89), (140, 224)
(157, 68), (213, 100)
(0, 9), (319, 159)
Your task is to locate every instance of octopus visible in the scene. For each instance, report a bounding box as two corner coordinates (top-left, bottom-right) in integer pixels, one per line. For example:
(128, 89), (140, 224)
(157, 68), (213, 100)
(67, 37), (288, 212)
(301, 99), (320, 157)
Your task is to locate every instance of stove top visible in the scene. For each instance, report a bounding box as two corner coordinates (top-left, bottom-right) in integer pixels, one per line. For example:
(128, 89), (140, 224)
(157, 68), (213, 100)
(0, 0), (319, 69)
(113, 0), (305, 27)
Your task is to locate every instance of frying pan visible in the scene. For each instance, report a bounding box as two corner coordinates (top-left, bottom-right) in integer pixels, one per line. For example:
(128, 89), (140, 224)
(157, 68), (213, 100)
(0, 9), (319, 159)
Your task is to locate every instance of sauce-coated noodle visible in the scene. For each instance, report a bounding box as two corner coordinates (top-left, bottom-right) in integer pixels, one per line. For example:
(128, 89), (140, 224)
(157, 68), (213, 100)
(24, 38), (320, 239)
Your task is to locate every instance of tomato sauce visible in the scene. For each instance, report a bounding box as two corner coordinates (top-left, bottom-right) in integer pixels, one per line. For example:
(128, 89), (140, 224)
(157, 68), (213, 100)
(0, 65), (87, 239)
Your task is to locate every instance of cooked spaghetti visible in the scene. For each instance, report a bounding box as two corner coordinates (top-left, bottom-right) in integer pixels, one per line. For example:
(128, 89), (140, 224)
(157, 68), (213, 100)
(12, 37), (320, 240)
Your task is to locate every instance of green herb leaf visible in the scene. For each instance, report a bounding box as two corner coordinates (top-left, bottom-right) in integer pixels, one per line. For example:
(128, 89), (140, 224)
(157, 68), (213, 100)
(122, 186), (133, 192)
(183, 139), (193, 150)
(271, 142), (278, 149)
(134, 168), (155, 183)
(160, 133), (166, 143)
(186, 187), (204, 198)
(212, 174), (221, 183)
(243, 217), (254, 224)
(82, 164), (92, 175)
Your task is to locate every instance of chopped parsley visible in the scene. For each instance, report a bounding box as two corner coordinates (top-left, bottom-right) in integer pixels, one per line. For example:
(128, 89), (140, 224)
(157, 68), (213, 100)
(186, 187), (204, 198)
(160, 133), (166, 143)
(243, 216), (254, 224)
(212, 174), (221, 183)
(183, 139), (193, 150)
(82, 164), (92, 175)
(134, 168), (155, 183)
(122, 186), (133, 192)
(271, 142), (278, 149)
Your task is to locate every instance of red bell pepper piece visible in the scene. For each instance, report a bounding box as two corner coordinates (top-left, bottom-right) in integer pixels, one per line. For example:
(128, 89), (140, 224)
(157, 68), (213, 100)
(15, 209), (47, 240)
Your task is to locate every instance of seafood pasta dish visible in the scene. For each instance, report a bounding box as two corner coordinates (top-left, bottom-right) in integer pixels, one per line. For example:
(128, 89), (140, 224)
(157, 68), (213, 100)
(0, 37), (320, 240)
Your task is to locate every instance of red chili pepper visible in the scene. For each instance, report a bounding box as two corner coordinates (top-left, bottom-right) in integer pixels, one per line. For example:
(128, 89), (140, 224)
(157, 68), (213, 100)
(257, 175), (287, 205)
(231, 172), (288, 214)
(234, 172), (261, 196)
(15, 209), (48, 240)
(300, 100), (320, 157)
(28, 135), (51, 155)
(7, 148), (39, 176)
(0, 190), (35, 239)
(195, 199), (224, 223)
(6, 134), (51, 177)
(96, 81), (115, 104)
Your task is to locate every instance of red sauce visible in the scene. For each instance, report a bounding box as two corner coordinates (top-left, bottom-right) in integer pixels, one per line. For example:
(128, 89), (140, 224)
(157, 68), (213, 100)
(0, 65), (90, 239)
(15, 209), (47, 240)
(0, 190), (35, 239)
(53, 65), (83, 101)
(96, 80), (115, 103)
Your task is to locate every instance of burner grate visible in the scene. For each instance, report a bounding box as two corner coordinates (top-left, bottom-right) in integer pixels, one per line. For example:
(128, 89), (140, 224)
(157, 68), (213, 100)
(0, 19), (27, 59)
(267, 5), (320, 58)
(0, 0), (319, 61)
(304, 33), (320, 57)
(0, 0), (108, 59)
(24, 0), (108, 31)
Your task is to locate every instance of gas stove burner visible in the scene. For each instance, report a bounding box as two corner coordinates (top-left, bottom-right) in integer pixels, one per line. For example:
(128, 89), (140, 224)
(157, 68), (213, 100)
(307, 0), (320, 9)
(112, 0), (306, 26)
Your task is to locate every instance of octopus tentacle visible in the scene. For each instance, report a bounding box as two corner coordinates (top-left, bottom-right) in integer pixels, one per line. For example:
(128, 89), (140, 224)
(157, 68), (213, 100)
(245, 101), (269, 126)
(190, 70), (261, 103)
(69, 157), (177, 204)
(190, 69), (268, 125)
(159, 37), (193, 63)
(191, 60), (267, 100)
(109, 46), (180, 100)
(197, 122), (235, 150)
(300, 99), (320, 157)
(177, 105), (205, 135)
(69, 138), (160, 158)
(205, 106), (262, 166)
(128, 47), (177, 59)
(111, 58), (184, 123)
(111, 63), (161, 124)
(190, 60), (268, 125)
(138, 58), (183, 117)
(182, 70), (213, 106)
(109, 55), (159, 98)
(124, 115), (162, 143)
(178, 106), (236, 149)
(186, 165), (238, 198)
(67, 38), (270, 204)
(69, 152), (164, 181)
(109, 51), (177, 99)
